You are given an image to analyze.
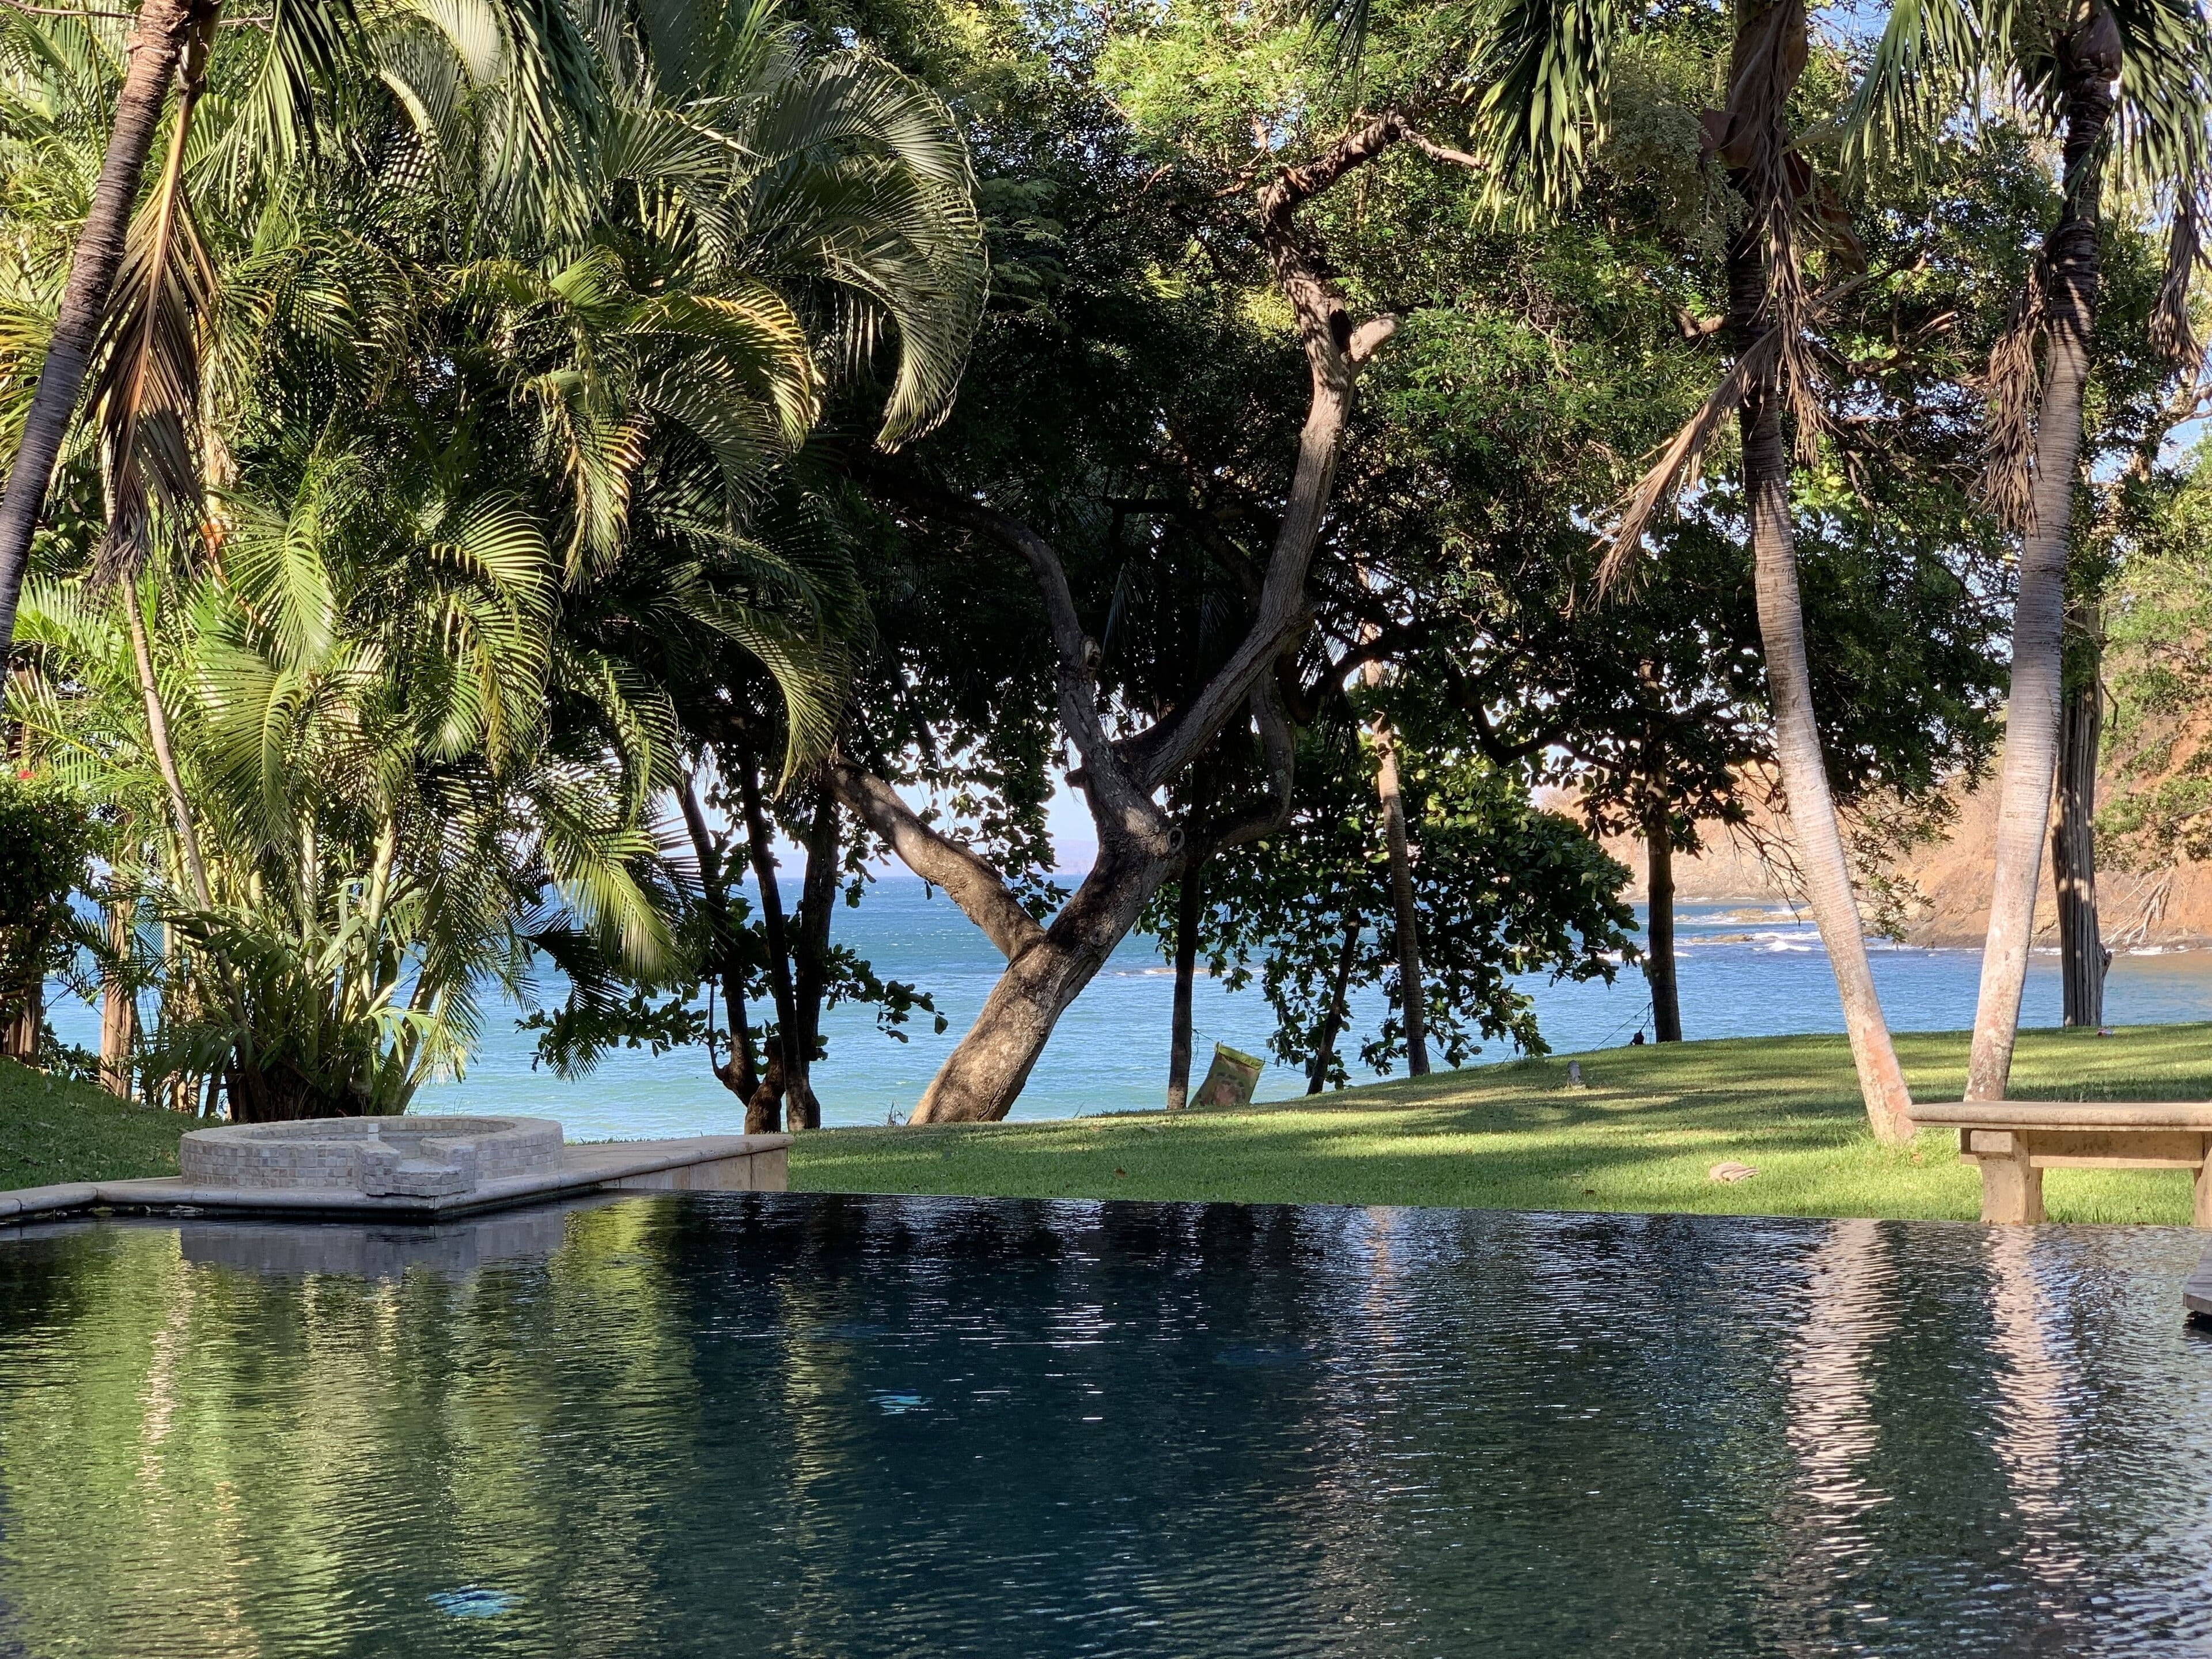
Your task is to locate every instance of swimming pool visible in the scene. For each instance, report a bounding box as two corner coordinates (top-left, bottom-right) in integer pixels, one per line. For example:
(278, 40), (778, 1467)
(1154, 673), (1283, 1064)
(1, 1194), (2207, 1656)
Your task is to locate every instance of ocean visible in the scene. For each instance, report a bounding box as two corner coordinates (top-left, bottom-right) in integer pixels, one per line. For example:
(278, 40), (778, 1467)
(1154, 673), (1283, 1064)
(48, 877), (2212, 1137)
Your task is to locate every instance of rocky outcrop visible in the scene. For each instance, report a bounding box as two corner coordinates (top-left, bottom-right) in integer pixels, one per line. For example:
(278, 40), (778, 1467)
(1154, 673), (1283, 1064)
(1556, 763), (2212, 950)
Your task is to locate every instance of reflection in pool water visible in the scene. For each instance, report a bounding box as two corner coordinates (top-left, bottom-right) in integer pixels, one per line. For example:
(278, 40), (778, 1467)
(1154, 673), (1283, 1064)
(1, 1193), (2208, 1657)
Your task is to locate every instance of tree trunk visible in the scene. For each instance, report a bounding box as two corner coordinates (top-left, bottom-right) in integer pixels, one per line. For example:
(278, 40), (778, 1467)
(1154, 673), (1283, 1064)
(877, 378), (1355, 1126)
(1741, 391), (1914, 1141)
(2054, 613), (2105, 1028)
(677, 773), (759, 1105)
(0, 0), (207, 649)
(1166, 859), (1203, 1111)
(1719, 123), (1915, 1141)
(122, 571), (211, 907)
(911, 847), (1170, 1123)
(100, 896), (137, 1097)
(786, 791), (839, 1131)
(1307, 914), (1361, 1094)
(1644, 800), (1683, 1043)
(1, 978), (39, 1062)
(738, 761), (797, 1135)
(843, 117), (1409, 1124)
(1363, 665), (1428, 1075)
(1967, 49), (2115, 1099)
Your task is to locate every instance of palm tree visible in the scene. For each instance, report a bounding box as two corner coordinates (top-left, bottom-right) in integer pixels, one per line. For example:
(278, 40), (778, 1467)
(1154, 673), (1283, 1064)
(1844, 0), (2211, 1099)
(12, 437), (676, 1112)
(0, 0), (597, 653)
(6, 0), (982, 1116)
(1473, 0), (1918, 1138)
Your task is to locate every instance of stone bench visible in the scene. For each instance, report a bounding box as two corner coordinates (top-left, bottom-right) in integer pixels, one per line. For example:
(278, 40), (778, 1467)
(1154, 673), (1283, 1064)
(1913, 1101), (2212, 1226)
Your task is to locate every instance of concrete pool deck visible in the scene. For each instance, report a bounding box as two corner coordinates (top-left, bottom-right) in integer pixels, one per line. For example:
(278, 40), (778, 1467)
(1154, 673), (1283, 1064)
(0, 1132), (790, 1226)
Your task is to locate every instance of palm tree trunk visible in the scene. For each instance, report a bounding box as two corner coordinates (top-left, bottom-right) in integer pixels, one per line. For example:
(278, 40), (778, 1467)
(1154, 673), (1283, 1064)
(1644, 798), (1683, 1043)
(0, 0), (208, 649)
(1715, 169), (1916, 1140)
(1741, 391), (1914, 1141)
(2054, 612), (2105, 1028)
(122, 571), (210, 907)
(1966, 52), (2116, 1099)
(1166, 859), (1203, 1110)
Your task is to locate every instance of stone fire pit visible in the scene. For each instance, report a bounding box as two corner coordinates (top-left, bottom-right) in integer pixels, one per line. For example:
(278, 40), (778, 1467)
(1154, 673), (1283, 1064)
(2, 1115), (789, 1226)
(179, 1116), (565, 1198)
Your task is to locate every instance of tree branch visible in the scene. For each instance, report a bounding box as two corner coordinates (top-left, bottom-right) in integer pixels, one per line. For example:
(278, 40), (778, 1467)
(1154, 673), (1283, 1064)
(859, 475), (1173, 856)
(824, 758), (1047, 961)
(1208, 682), (1297, 852)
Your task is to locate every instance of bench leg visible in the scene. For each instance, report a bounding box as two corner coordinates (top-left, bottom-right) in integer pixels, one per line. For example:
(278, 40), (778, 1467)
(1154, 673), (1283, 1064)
(1979, 1153), (2044, 1225)
(2195, 1159), (2212, 1230)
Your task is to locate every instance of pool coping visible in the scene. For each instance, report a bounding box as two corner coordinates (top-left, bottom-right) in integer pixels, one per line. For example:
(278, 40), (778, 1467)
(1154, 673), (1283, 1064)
(0, 1134), (791, 1225)
(2186, 1240), (2212, 1320)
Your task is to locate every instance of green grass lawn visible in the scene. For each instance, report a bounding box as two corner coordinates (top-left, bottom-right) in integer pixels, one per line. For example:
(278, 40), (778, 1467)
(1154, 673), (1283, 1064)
(0, 1059), (194, 1188)
(790, 1023), (2212, 1225)
(7, 1025), (2212, 1224)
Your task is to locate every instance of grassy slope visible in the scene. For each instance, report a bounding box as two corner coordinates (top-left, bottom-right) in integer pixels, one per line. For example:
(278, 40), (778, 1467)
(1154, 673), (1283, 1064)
(790, 1024), (2212, 1225)
(0, 1059), (193, 1187)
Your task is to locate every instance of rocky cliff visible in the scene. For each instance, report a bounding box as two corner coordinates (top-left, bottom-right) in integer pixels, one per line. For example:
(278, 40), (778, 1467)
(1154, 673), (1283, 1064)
(1563, 764), (2212, 950)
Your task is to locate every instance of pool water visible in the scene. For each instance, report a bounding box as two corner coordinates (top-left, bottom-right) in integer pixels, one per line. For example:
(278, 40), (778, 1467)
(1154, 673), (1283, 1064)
(1, 1194), (2209, 1657)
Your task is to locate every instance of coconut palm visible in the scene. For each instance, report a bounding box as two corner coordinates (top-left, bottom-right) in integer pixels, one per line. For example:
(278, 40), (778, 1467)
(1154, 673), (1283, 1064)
(1844, 0), (2211, 1099)
(1439, 0), (1919, 1139)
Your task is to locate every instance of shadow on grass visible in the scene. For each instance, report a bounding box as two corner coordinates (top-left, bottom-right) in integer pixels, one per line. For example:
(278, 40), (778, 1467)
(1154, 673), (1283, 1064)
(795, 1025), (2212, 1223)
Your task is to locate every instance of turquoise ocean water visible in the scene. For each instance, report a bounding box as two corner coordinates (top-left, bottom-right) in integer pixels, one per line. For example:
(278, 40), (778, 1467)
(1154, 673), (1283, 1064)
(49, 877), (2212, 1137)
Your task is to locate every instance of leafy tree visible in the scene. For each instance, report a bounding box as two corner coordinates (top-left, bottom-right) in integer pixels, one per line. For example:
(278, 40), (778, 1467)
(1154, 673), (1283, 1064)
(1183, 693), (1634, 1087)
(0, 772), (89, 1063)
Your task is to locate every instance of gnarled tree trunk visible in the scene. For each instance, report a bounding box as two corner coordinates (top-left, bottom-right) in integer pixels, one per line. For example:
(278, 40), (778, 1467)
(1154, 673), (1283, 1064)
(0, 0), (209, 649)
(916, 846), (1173, 1122)
(834, 115), (1456, 1123)
(1967, 27), (2117, 1099)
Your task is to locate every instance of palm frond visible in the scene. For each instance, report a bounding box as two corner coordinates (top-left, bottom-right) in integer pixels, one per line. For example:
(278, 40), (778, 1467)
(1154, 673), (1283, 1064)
(1472, 0), (1620, 212)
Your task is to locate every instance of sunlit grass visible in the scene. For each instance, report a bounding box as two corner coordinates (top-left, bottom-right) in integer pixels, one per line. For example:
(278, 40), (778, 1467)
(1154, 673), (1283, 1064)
(0, 1059), (193, 1188)
(8, 1025), (2210, 1225)
(791, 1025), (2212, 1225)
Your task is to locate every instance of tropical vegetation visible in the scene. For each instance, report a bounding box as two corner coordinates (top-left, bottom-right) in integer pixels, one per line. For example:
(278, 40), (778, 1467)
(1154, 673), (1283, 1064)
(3, 0), (2212, 1149)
